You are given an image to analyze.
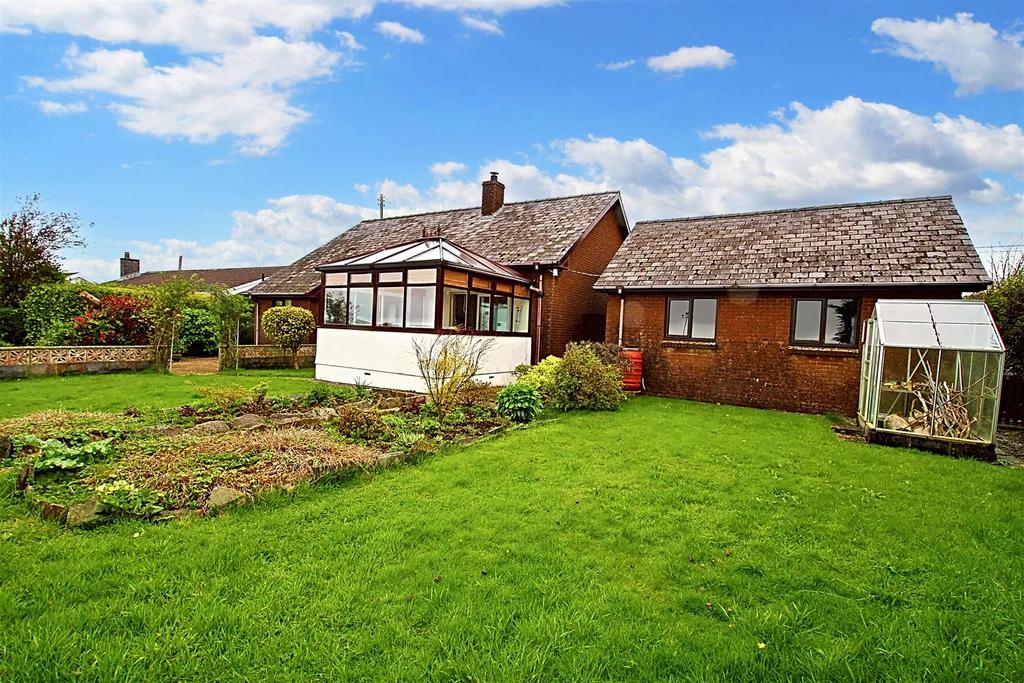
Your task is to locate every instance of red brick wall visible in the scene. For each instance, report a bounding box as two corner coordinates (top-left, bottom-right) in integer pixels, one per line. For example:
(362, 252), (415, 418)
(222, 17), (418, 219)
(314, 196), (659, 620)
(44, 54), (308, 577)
(253, 296), (318, 345)
(604, 287), (966, 415)
(531, 207), (627, 358)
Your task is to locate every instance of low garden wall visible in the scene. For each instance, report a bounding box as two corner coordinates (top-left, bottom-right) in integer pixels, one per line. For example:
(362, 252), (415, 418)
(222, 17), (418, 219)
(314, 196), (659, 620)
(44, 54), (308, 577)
(0, 346), (152, 379)
(236, 344), (316, 369)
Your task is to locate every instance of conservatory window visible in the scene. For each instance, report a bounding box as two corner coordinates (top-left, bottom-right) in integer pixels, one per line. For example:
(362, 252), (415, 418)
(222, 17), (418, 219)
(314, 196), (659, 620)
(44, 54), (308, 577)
(405, 286), (435, 328)
(324, 288), (348, 324)
(349, 287), (373, 326)
(443, 287), (467, 329)
(493, 295), (511, 332)
(666, 297), (717, 340)
(512, 298), (530, 333)
(470, 292), (491, 331)
(376, 286), (404, 327)
(792, 298), (859, 346)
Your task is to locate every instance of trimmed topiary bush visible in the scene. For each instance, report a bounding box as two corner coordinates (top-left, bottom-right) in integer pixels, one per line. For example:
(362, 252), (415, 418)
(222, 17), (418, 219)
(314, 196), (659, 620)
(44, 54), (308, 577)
(551, 341), (625, 412)
(496, 383), (543, 423)
(261, 305), (315, 369)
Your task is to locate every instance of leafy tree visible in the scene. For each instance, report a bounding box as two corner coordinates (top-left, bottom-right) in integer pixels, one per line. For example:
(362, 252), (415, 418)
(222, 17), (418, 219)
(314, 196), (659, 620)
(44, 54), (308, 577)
(973, 271), (1024, 376)
(261, 305), (315, 369)
(147, 276), (199, 372)
(0, 194), (87, 308)
(207, 288), (253, 370)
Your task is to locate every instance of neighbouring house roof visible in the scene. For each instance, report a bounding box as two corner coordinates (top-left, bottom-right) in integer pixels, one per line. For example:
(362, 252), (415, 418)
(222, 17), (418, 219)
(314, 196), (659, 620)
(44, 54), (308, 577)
(112, 266), (283, 289)
(594, 196), (990, 291)
(249, 191), (623, 296)
(319, 237), (531, 283)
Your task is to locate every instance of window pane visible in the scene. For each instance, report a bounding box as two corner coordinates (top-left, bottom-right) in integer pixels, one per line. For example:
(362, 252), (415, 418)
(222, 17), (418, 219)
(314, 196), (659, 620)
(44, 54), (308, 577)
(407, 268), (436, 284)
(325, 272), (347, 286)
(324, 288), (348, 324)
(350, 273), (372, 284)
(443, 287), (467, 329)
(378, 271), (403, 284)
(377, 287), (404, 327)
(825, 298), (858, 345)
(470, 293), (491, 331)
(794, 300), (822, 342)
(349, 288), (373, 326)
(406, 286), (435, 328)
(512, 298), (530, 333)
(444, 270), (468, 287)
(692, 298), (717, 339)
(667, 299), (690, 336)
(493, 295), (511, 332)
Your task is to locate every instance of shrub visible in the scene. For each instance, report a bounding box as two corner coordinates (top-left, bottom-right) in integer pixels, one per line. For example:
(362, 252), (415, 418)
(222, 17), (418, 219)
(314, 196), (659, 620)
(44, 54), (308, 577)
(515, 355), (562, 400)
(189, 381), (269, 413)
(22, 282), (151, 345)
(69, 294), (151, 346)
(412, 334), (493, 420)
(34, 319), (76, 346)
(0, 307), (25, 345)
(459, 380), (501, 408)
(175, 308), (218, 356)
(972, 272), (1023, 376)
(207, 288), (252, 370)
(96, 480), (164, 516)
(496, 383), (543, 423)
(551, 342), (625, 412)
(334, 403), (385, 441)
(261, 306), (315, 369)
(148, 277), (199, 371)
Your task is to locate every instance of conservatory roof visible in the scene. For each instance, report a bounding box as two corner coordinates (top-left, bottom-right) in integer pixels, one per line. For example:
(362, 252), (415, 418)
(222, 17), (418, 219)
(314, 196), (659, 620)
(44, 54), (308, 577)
(873, 300), (1005, 352)
(316, 237), (531, 284)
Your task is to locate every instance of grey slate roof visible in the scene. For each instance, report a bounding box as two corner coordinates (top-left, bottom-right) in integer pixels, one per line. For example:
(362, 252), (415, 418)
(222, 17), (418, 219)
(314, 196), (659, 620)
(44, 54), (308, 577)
(250, 191), (622, 296)
(112, 266), (282, 288)
(594, 196), (990, 291)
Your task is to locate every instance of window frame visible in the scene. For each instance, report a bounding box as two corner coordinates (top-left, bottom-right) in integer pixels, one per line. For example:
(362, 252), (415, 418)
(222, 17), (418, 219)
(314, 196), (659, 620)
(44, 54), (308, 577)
(664, 296), (718, 341)
(320, 266), (531, 337)
(789, 297), (861, 348)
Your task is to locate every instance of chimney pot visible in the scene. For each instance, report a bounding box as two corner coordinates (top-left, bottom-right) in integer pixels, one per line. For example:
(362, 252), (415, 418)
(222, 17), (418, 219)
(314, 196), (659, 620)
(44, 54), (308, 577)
(481, 172), (505, 216)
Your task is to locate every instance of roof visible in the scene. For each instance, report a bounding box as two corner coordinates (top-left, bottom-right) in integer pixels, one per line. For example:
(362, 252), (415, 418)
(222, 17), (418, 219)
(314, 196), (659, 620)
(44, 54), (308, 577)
(873, 299), (1004, 352)
(250, 191), (623, 296)
(594, 196), (990, 291)
(319, 237), (531, 283)
(114, 266), (282, 289)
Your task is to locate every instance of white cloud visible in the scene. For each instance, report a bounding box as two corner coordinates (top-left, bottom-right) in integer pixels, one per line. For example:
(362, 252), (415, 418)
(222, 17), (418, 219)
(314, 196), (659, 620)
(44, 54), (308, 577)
(353, 183), (371, 193)
(399, 0), (559, 11)
(430, 161), (467, 177)
(969, 178), (1011, 204)
(336, 30), (366, 51)
(460, 15), (503, 35)
(872, 12), (1024, 95)
(375, 20), (426, 44)
(646, 45), (734, 73)
(26, 38), (340, 156)
(37, 99), (88, 115)
(599, 59), (636, 71)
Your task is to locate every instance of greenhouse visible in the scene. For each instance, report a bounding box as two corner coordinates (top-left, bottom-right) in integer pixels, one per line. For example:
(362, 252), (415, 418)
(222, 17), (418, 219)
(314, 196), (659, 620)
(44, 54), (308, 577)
(858, 300), (1005, 451)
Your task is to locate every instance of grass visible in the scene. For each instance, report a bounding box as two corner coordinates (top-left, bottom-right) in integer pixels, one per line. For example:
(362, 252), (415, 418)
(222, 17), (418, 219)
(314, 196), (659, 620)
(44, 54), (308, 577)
(0, 368), (316, 418)
(1, 384), (1022, 680)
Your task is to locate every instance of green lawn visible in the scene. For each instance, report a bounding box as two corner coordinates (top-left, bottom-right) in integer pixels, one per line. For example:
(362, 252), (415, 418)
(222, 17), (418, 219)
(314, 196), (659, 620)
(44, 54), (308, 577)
(0, 368), (316, 418)
(1, 377), (1022, 680)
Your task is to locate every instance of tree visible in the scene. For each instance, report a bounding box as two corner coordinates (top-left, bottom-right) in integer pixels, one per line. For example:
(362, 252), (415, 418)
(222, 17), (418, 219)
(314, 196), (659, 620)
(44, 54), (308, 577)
(207, 287), (253, 370)
(412, 334), (493, 420)
(0, 194), (87, 308)
(261, 306), (315, 369)
(147, 276), (199, 372)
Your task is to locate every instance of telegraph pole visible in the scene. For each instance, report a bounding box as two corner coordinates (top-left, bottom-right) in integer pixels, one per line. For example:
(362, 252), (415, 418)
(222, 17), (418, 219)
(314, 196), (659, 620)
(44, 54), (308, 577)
(377, 193), (386, 219)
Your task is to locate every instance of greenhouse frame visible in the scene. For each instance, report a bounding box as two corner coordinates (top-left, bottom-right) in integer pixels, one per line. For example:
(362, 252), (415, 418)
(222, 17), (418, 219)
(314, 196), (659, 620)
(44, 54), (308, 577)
(858, 300), (1005, 450)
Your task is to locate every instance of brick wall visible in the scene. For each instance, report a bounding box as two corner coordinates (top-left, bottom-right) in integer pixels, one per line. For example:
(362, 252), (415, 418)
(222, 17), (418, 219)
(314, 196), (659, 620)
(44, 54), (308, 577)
(253, 296), (318, 345)
(604, 286), (966, 415)
(530, 207), (627, 358)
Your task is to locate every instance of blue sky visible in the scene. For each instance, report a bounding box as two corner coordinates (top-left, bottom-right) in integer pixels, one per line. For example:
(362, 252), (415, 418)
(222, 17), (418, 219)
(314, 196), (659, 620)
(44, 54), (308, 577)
(2, 1), (1022, 281)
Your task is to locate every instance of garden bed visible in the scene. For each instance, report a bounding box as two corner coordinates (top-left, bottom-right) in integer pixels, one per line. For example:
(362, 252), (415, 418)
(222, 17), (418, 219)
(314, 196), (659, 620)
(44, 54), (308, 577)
(1, 380), (512, 527)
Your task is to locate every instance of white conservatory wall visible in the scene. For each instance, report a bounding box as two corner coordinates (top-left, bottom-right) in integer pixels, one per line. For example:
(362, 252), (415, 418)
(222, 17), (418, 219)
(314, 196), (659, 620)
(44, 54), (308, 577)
(315, 328), (531, 392)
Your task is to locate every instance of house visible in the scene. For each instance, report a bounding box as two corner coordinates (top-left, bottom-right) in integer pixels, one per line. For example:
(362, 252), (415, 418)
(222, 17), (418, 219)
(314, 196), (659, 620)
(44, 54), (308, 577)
(249, 173), (630, 390)
(594, 196), (991, 415)
(113, 252), (282, 294)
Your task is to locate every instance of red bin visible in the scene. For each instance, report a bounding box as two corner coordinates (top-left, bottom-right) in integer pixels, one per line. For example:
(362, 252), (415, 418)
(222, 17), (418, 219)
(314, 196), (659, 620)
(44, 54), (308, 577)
(620, 348), (643, 391)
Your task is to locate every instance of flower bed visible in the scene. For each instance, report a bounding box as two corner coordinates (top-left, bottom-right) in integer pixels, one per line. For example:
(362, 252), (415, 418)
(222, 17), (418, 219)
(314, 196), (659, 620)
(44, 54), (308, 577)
(1, 381), (513, 527)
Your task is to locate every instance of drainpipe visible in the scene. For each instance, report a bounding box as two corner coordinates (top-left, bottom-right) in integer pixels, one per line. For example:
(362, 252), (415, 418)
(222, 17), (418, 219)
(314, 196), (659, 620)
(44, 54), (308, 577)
(617, 287), (624, 346)
(533, 264), (543, 363)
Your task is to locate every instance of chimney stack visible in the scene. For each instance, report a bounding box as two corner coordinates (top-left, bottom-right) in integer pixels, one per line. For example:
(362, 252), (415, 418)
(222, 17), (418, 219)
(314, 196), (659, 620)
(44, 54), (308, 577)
(481, 171), (505, 216)
(119, 251), (140, 279)
(178, 255), (183, 271)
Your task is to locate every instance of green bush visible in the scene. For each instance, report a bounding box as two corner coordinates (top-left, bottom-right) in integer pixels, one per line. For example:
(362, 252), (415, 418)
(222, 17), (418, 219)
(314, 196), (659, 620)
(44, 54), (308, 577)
(496, 383), (543, 423)
(515, 355), (562, 400)
(551, 342), (625, 412)
(334, 403), (385, 441)
(973, 272), (1023, 376)
(175, 308), (218, 356)
(0, 307), (25, 345)
(261, 306), (315, 369)
(22, 282), (151, 345)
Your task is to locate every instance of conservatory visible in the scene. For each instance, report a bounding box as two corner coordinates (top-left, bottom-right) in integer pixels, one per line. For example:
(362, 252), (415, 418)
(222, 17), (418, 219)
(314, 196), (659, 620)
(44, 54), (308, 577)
(313, 237), (534, 391)
(858, 299), (1005, 455)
